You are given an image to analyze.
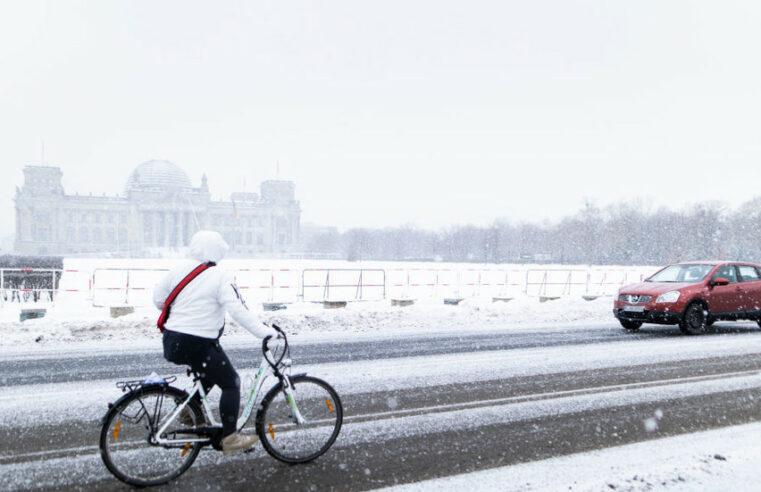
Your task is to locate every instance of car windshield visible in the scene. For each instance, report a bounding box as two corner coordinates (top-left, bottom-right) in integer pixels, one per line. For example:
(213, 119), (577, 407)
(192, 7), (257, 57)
(646, 264), (713, 283)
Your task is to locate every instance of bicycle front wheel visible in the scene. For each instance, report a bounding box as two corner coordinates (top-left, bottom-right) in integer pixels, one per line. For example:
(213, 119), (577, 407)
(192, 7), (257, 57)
(99, 385), (205, 487)
(256, 375), (343, 463)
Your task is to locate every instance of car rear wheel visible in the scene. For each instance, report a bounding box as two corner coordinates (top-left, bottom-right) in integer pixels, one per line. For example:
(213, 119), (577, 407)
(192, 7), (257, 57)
(680, 302), (708, 335)
(619, 319), (642, 331)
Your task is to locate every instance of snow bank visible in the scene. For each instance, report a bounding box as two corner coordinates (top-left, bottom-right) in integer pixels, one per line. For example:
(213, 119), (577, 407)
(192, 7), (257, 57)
(0, 295), (615, 352)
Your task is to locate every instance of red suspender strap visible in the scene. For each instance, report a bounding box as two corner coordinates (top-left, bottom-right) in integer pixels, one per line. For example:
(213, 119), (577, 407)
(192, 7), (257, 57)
(157, 262), (215, 332)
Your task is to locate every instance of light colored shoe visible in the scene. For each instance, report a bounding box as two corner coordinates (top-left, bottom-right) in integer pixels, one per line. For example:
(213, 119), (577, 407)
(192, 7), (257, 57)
(221, 432), (259, 456)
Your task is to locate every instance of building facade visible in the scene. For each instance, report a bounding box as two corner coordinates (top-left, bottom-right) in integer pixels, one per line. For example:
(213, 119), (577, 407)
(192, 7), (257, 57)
(14, 160), (300, 256)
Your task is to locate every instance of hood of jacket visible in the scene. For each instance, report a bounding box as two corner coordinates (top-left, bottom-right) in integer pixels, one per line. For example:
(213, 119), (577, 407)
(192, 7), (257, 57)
(188, 230), (229, 263)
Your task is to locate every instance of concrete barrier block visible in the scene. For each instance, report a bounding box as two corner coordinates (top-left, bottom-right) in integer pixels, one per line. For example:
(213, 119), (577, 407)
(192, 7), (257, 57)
(262, 302), (287, 311)
(323, 300), (348, 309)
(20, 308), (46, 322)
(391, 299), (415, 307)
(110, 306), (135, 318)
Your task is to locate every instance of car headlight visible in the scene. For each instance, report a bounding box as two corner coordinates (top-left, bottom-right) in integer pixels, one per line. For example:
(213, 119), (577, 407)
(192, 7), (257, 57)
(656, 290), (680, 303)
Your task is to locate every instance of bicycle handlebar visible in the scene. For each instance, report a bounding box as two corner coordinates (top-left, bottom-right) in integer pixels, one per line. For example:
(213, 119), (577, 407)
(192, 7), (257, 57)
(262, 323), (288, 370)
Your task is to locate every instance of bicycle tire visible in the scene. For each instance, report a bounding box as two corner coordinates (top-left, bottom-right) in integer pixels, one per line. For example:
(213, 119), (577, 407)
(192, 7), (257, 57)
(255, 375), (343, 464)
(99, 385), (205, 487)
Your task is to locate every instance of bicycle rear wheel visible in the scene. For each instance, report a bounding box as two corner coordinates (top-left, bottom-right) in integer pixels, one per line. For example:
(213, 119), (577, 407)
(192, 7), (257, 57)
(256, 375), (343, 464)
(99, 385), (205, 486)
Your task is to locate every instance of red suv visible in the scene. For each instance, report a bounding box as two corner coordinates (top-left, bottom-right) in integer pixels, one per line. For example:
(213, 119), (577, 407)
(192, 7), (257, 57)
(613, 261), (761, 335)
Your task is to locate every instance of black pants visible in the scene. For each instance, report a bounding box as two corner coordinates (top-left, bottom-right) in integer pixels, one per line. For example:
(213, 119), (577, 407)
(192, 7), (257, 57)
(162, 330), (240, 437)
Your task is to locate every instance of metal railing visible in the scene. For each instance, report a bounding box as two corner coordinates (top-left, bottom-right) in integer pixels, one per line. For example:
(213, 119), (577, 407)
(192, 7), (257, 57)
(233, 268), (300, 303)
(301, 269), (386, 301)
(524, 269), (590, 297)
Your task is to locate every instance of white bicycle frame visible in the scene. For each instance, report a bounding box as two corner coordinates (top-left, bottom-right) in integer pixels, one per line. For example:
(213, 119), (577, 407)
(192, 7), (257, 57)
(154, 345), (305, 446)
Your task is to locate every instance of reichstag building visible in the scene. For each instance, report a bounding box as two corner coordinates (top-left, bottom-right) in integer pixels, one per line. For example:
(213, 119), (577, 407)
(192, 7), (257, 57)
(14, 160), (301, 256)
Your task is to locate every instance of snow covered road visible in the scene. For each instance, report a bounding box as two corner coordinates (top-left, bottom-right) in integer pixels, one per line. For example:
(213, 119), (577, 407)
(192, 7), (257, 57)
(3, 322), (761, 490)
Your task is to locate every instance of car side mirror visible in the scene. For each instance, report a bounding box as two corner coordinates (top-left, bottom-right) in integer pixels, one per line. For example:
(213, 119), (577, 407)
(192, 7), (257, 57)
(711, 277), (730, 286)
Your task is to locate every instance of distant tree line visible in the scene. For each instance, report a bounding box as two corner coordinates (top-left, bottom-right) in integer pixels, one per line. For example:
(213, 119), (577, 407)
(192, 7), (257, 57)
(306, 198), (761, 266)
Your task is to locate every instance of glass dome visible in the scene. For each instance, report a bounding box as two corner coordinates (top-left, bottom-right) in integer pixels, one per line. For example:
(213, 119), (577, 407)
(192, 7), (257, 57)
(124, 160), (192, 194)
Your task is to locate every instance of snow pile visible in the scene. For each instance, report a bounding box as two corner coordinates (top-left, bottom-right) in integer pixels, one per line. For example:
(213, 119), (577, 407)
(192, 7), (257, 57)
(0, 295), (614, 350)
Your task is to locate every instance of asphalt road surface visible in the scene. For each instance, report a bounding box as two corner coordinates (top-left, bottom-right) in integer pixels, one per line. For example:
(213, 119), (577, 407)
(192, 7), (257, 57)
(3, 321), (761, 491)
(3, 322), (747, 387)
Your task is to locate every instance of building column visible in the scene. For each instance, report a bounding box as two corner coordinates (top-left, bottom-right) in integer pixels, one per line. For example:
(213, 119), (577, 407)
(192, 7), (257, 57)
(186, 211), (195, 242)
(177, 211), (184, 246)
(292, 214), (299, 249)
(163, 212), (169, 247)
(153, 212), (160, 247)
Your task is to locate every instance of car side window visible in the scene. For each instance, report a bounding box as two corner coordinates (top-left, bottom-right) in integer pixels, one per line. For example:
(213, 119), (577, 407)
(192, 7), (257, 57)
(738, 265), (761, 282)
(713, 265), (738, 283)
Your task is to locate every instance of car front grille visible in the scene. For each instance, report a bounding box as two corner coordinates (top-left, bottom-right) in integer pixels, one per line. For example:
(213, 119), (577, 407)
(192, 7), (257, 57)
(619, 294), (653, 304)
(620, 310), (647, 319)
(620, 311), (647, 319)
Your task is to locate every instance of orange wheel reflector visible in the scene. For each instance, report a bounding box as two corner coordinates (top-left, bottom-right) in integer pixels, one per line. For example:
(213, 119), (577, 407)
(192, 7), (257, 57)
(269, 423), (275, 440)
(326, 399), (334, 412)
(181, 442), (191, 457)
(112, 421), (121, 440)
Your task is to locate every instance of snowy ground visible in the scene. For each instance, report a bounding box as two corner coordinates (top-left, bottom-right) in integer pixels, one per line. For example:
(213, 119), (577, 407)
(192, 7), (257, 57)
(381, 422), (761, 491)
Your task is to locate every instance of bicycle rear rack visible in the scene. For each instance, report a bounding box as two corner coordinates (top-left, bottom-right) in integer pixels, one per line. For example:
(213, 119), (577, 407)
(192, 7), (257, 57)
(116, 375), (177, 392)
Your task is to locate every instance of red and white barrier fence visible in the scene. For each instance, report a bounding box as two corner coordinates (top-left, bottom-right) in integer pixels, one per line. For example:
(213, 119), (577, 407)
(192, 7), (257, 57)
(524, 269), (589, 297)
(388, 268), (444, 299)
(233, 268), (300, 303)
(92, 268), (169, 307)
(301, 269), (386, 302)
(92, 267), (304, 307)
(524, 268), (657, 298)
(0, 264), (659, 309)
(386, 268), (525, 299)
(585, 269), (653, 297)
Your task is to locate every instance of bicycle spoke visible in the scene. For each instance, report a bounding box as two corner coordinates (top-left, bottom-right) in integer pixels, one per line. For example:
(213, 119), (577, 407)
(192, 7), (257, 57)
(100, 387), (205, 487)
(257, 376), (342, 464)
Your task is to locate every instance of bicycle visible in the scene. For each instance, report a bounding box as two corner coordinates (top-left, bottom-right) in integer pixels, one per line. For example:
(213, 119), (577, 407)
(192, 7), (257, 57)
(98, 325), (343, 487)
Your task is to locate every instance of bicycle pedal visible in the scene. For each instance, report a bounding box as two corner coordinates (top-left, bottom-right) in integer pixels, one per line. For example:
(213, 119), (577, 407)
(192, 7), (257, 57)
(243, 446), (256, 454)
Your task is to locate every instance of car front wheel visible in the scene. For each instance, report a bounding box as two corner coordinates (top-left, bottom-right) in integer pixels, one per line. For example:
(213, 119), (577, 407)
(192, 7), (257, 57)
(619, 319), (642, 331)
(680, 302), (708, 335)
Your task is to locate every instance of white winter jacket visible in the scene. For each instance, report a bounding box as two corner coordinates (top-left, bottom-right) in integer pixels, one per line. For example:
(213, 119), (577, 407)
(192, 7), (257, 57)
(152, 231), (277, 340)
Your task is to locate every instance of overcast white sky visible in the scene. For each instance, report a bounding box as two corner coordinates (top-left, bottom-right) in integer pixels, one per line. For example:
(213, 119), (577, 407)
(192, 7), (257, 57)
(1, 0), (760, 237)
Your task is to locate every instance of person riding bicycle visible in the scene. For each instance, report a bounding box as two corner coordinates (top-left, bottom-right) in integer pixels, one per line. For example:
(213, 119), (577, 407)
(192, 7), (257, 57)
(152, 230), (278, 455)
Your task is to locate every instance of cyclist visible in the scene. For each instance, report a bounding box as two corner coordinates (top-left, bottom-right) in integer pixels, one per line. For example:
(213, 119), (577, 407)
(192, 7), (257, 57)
(152, 230), (278, 455)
